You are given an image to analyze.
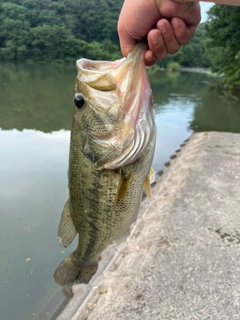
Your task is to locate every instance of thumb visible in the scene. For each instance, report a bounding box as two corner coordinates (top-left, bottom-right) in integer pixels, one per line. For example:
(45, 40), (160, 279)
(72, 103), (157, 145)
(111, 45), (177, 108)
(117, 22), (138, 57)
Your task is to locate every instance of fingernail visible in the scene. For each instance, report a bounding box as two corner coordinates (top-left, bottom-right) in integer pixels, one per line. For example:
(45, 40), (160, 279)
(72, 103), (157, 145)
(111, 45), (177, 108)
(151, 34), (160, 44)
(172, 19), (179, 29)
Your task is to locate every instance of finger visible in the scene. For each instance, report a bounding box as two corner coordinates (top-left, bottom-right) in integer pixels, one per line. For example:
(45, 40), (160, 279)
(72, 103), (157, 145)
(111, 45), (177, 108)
(147, 28), (168, 61)
(171, 17), (197, 45)
(144, 50), (157, 67)
(156, 19), (181, 55)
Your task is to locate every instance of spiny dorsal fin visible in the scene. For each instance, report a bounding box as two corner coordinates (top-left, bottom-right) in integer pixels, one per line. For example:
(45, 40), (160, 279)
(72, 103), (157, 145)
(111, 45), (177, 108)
(58, 200), (77, 247)
(144, 167), (155, 199)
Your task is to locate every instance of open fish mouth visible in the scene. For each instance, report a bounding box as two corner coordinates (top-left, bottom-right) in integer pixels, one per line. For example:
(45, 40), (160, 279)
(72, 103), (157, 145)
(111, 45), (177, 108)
(76, 42), (155, 170)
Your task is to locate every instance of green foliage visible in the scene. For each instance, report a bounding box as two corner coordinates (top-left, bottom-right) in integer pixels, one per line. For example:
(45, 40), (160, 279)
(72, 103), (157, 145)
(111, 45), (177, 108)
(0, 0), (122, 61)
(167, 62), (180, 72)
(2, 0), (238, 86)
(205, 5), (240, 88)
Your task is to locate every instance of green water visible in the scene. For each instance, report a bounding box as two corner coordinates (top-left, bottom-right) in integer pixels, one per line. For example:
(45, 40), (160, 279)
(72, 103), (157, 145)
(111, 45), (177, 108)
(0, 62), (239, 320)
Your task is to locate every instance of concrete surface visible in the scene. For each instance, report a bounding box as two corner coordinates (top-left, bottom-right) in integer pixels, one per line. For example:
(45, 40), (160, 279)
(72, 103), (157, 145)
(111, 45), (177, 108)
(56, 132), (240, 320)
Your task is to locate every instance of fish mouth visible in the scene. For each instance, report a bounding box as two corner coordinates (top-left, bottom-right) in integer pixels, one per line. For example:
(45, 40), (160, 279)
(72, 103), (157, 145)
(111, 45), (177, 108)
(76, 43), (155, 169)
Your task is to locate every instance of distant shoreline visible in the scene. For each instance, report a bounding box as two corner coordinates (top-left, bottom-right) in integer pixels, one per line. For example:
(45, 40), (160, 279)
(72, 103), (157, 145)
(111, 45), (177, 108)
(179, 67), (214, 75)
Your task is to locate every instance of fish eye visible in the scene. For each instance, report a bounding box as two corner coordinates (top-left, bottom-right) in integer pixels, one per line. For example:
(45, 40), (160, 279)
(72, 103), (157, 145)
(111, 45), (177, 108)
(74, 93), (85, 108)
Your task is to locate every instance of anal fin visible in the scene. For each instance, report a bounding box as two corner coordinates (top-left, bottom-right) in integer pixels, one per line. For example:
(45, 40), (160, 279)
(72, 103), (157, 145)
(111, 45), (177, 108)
(58, 199), (77, 247)
(144, 167), (155, 199)
(112, 228), (131, 244)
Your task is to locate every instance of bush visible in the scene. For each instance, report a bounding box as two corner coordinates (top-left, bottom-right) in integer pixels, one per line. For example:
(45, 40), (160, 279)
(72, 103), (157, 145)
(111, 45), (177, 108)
(167, 62), (181, 72)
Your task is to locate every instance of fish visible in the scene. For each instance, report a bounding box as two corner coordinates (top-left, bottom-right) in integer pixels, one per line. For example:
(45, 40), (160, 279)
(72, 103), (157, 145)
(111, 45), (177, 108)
(54, 42), (157, 286)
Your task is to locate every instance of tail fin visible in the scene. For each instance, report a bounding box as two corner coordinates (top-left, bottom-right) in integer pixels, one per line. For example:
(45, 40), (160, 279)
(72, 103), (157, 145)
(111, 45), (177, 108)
(54, 253), (98, 286)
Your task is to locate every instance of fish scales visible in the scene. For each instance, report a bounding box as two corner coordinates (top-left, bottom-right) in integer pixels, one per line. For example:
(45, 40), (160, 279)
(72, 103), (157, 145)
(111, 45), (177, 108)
(69, 125), (156, 262)
(54, 43), (156, 286)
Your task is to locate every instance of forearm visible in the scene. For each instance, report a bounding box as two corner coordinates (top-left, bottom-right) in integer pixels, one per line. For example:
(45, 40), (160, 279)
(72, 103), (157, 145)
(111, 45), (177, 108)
(174, 0), (240, 5)
(201, 0), (239, 4)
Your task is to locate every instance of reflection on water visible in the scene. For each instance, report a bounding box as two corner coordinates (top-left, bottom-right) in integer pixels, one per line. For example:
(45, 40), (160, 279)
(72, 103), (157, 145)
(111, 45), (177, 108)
(0, 129), (70, 320)
(0, 62), (74, 132)
(0, 62), (240, 320)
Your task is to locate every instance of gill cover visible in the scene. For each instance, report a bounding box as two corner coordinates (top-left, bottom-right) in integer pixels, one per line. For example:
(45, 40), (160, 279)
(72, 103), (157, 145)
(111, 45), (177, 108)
(75, 43), (155, 169)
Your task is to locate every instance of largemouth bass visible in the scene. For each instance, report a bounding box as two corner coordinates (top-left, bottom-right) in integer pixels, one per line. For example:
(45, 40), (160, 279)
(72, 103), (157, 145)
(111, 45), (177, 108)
(54, 43), (156, 286)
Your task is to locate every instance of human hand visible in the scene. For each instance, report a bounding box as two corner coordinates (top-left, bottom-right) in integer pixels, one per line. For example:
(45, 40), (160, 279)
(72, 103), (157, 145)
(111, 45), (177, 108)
(118, 0), (201, 66)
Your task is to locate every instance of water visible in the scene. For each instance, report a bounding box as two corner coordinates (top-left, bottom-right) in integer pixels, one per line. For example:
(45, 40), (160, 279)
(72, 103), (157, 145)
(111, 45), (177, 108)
(0, 62), (239, 320)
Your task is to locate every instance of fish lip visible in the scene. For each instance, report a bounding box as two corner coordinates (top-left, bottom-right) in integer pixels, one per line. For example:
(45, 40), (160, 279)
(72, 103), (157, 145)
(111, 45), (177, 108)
(76, 58), (124, 74)
(76, 42), (147, 75)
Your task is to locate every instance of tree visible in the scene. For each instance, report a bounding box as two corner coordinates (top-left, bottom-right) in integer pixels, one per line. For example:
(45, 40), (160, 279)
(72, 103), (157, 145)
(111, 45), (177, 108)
(157, 23), (211, 69)
(205, 5), (240, 87)
(29, 25), (82, 61)
(0, 0), (123, 61)
(0, 3), (31, 59)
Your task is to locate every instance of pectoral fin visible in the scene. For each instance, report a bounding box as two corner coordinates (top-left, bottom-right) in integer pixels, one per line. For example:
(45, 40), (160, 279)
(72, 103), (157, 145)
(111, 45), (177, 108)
(144, 167), (155, 199)
(116, 171), (132, 202)
(58, 200), (77, 247)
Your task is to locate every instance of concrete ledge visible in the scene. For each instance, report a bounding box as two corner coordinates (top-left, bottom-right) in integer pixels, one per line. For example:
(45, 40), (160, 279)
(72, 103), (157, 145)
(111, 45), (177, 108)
(57, 132), (240, 320)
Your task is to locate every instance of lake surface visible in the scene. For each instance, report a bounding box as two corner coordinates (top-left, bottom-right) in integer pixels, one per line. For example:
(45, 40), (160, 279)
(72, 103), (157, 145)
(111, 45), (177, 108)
(0, 62), (240, 320)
